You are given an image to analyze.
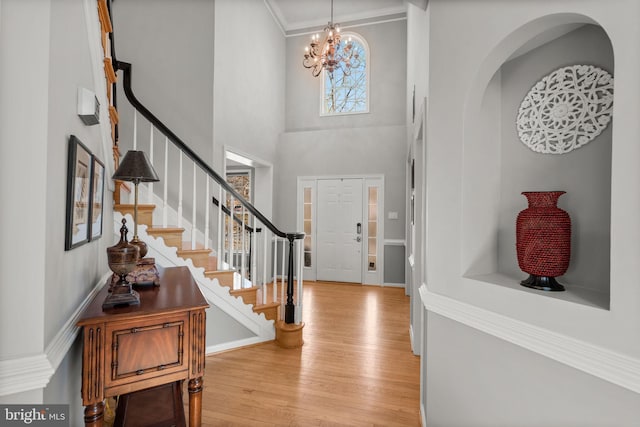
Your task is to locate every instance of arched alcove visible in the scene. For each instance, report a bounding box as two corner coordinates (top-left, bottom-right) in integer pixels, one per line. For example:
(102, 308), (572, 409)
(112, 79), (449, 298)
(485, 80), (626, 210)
(461, 15), (614, 309)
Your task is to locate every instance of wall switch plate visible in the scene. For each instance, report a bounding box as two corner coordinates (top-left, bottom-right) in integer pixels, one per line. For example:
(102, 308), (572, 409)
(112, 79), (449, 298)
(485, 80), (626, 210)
(388, 211), (398, 220)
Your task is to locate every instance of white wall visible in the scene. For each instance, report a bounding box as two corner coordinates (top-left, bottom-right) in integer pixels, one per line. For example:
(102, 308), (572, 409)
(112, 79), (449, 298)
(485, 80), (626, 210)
(421, 0), (640, 424)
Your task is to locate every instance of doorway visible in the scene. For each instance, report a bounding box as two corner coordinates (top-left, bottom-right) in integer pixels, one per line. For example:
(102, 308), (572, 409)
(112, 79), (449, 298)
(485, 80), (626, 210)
(298, 175), (384, 285)
(317, 178), (363, 283)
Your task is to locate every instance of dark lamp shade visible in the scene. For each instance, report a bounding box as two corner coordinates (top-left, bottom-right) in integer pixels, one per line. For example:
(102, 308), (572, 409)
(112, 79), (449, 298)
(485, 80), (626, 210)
(113, 150), (160, 183)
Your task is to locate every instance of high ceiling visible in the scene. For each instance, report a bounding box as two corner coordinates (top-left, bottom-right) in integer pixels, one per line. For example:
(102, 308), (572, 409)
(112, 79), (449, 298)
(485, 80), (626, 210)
(266, 0), (407, 34)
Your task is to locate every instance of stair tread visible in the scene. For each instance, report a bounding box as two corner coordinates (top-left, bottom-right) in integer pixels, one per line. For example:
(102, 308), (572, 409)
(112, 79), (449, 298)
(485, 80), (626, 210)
(254, 301), (280, 309)
(147, 226), (184, 233)
(205, 267), (235, 274)
(230, 286), (259, 294)
(114, 203), (156, 209)
(179, 241), (208, 250)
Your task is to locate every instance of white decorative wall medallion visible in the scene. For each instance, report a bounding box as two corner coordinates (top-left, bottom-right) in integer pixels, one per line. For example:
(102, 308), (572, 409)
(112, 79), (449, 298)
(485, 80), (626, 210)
(516, 65), (614, 154)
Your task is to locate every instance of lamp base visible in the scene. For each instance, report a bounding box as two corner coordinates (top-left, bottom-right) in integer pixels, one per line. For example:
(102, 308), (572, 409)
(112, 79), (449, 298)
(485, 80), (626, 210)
(130, 237), (148, 258)
(103, 281), (141, 309)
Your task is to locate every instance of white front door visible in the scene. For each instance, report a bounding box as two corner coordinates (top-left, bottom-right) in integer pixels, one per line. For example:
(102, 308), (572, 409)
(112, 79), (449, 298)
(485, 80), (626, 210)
(316, 178), (363, 283)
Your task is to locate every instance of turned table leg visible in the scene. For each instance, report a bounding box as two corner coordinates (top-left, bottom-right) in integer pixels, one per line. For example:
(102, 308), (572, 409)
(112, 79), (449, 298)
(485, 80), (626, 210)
(84, 401), (105, 427)
(188, 377), (203, 427)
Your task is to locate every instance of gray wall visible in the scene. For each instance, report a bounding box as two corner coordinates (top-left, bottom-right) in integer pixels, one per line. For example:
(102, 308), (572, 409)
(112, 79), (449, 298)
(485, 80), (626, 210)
(285, 20), (407, 132)
(214, 0), (285, 168)
(113, 0), (215, 164)
(276, 126), (407, 238)
(497, 24), (613, 294)
(425, 311), (640, 427)
(384, 245), (405, 284)
(44, 0), (116, 420)
(422, 0), (640, 425)
(206, 306), (255, 346)
(113, 0), (215, 228)
(277, 19), (407, 244)
(0, 0), (113, 422)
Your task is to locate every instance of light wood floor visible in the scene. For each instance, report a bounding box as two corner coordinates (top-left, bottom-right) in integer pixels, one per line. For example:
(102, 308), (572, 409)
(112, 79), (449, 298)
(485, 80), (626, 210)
(200, 281), (421, 426)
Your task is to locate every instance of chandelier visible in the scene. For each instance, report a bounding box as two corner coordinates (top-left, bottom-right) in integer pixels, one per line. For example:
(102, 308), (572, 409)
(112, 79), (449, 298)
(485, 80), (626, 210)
(302, 0), (362, 77)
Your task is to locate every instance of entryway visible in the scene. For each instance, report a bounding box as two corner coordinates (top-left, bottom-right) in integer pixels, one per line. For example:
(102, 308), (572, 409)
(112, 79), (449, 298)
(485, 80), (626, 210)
(298, 175), (384, 285)
(316, 178), (363, 283)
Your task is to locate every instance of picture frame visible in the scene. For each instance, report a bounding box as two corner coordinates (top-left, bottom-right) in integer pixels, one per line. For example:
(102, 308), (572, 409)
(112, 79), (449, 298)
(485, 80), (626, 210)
(89, 155), (105, 241)
(65, 135), (93, 250)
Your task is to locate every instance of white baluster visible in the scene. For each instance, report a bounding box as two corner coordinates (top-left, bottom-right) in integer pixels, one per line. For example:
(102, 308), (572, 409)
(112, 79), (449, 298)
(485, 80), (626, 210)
(241, 205), (246, 284)
(228, 195), (234, 279)
(251, 217), (258, 286)
(162, 137), (168, 227)
(148, 125), (154, 204)
(296, 239), (304, 324)
(191, 163), (197, 250)
(264, 227), (269, 301)
(177, 153), (183, 228)
(272, 235), (278, 304)
(217, 186), (223, 270)
(204, 178), (210, 250)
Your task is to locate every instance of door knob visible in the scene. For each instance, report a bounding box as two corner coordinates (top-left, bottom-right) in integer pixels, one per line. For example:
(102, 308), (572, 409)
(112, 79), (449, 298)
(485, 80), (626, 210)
(356, 236), (362, 242)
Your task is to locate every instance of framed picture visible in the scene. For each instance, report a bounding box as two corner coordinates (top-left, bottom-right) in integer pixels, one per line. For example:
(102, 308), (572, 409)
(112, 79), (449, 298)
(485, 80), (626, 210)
(65, 135), (92, 250)
(89, 155), (105, 241)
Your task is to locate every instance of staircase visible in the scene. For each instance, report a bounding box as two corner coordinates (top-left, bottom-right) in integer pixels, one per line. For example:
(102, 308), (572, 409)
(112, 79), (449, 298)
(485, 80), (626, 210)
(114, 201), (282, 323)
(98, 0), (305, 350)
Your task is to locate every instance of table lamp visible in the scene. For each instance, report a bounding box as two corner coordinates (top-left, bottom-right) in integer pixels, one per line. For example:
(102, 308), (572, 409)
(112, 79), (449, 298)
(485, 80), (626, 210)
(112, 150), (159, 257)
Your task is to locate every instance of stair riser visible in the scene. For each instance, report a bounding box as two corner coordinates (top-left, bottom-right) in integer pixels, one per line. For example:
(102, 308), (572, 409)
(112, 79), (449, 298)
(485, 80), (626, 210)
(148, 232), (182, 248)
(205, 271), (234, 288)
(115, 205), (154, 228)
(254, 305), (279, 322)
(230, 289), (257, 306)
(176, 251), (211, 269)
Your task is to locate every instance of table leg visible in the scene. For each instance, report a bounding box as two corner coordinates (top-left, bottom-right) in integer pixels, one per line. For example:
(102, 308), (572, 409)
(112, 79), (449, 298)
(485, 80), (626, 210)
(84, 400), (104, 427)
(188, 377), (203, 427)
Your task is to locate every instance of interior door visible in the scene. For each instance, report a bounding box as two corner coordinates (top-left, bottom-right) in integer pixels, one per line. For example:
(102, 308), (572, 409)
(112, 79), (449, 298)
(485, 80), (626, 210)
(316, 178), (363, 283)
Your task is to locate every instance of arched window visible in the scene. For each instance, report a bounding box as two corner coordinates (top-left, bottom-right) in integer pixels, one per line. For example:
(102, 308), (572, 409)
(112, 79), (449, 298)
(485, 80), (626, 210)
(321, 32), (369, 115)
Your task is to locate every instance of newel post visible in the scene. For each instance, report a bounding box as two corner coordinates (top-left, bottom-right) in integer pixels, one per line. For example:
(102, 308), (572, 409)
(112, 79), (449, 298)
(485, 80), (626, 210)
(285, 235), (296, 324)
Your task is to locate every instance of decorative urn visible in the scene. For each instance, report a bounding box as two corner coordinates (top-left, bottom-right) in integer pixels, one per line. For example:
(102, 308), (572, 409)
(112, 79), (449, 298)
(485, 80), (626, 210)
(516, 191), (571, 291)
(103, 218), (141, 309)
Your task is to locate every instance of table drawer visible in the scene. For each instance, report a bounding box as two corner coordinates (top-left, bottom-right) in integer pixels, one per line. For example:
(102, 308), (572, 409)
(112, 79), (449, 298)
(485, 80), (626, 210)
(105, 313), (188, 388)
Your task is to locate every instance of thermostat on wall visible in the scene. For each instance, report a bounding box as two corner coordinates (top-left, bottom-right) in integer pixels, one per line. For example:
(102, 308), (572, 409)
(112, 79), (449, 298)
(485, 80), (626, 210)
(77, 87), (100, 126)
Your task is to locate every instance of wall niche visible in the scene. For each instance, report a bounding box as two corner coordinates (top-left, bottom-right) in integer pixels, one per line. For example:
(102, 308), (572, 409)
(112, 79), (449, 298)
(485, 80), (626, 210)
(462, 23), (613, 309)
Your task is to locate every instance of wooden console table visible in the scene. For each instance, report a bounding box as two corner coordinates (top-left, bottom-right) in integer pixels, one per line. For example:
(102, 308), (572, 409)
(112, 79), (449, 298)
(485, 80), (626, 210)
(77, 266), (209, 426)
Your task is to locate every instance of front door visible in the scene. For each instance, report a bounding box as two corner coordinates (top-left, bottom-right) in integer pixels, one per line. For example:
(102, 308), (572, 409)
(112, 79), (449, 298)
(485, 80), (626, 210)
(316, 178), (363, 283)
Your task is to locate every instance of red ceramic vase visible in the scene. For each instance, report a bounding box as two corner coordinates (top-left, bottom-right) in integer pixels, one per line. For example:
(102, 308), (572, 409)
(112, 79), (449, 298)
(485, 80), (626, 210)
(516, 191), (571, 291)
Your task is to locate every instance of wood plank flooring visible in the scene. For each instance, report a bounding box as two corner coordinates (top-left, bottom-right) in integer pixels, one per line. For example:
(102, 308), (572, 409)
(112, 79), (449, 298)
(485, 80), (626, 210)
(200, 281), (421, 426)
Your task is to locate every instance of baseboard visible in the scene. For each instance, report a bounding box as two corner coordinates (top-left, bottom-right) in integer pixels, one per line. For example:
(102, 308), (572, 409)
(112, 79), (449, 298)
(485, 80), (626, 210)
(206, 336), (274, 355)
(409, 324), (416, 354)
(0, 354), (53, 398)
(0, 272), (109, 397)
(419, 284), (640, 394)
(383, 282), (405, 288)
